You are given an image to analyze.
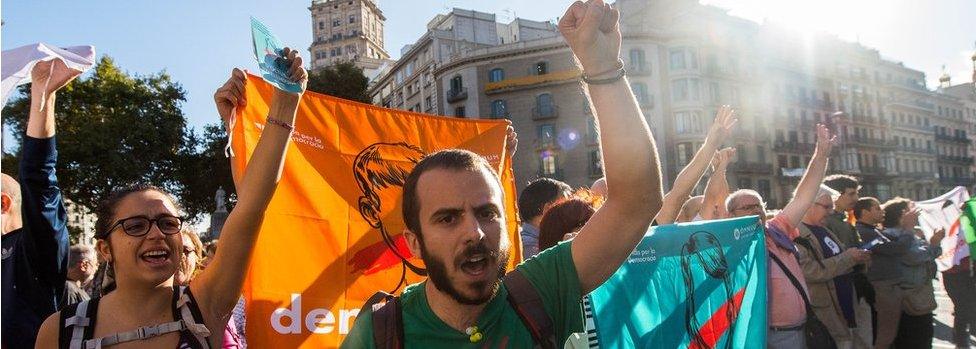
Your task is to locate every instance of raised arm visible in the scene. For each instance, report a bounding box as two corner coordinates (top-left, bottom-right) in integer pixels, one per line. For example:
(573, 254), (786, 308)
(700, 147), (734, 220)
(779, 124), (834, 227)
(559, 0), (663, 295)
(20, 59), (80, 301)
(656, 107), (736, 224)
(192, 48), (307, 327)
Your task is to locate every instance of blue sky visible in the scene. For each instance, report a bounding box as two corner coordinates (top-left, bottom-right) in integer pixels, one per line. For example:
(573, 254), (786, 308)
(3, 0), (974, 152)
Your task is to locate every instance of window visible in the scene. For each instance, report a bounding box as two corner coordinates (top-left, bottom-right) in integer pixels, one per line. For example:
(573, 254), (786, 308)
(536, 93), (554, 115)
(675, 111), (703, 134)
(535, 62), (548, 75)
(318, 21), (325, 30)
(677, 143), (693, 166)
(488, 68), (504, 82)
(424, 96), (432, 110)
(336, 47), (342, 55)
(738, 178), (752, 190)
(538, 124), (556, 148)
(587, 117), (598, 143)
(540, 151), (558, 176)
(450, 76), (463, 91)
(349, 15), (356, 23)
(629, 49), (646, 71)
(709, 82), (721, 103)
(631, 83), (649, 105)
(690, 79), (701, 101)
(778, 155), (788, 169)
(490, 100), (507, 119)
(672, 79), (689, 101)
(589, 150), (603, 176)
(332, 19), (341, 27)
(790, 156), (800, 168)
(756, 146), (766, 163)
(788, 131), (798, 143)
(669, 50), (686, 70)
(758, 180), (771, 201)
(454, 106), (465, 117)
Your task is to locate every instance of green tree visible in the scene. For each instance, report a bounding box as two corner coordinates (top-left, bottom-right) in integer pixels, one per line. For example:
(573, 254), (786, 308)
(306, 61), (371, 103)
(2, 56), (209, 221)
(174, 124), (237, 222)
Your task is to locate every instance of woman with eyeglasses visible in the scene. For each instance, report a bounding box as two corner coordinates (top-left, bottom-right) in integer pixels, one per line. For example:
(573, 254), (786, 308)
(34, 47), (307, 349)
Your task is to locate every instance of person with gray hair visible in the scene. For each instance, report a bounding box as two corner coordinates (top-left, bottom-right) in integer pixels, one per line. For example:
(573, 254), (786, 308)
(63, 244), (98, 307)
(726, 124), (835, 348)
(794, 185), (871, 348)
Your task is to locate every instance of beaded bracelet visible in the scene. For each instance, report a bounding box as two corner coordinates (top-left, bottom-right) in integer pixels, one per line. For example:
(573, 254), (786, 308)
(266, 117), (294, 131)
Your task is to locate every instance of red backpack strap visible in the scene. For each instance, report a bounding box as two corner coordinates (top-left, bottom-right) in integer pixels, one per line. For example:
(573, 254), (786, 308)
(504, 270), (557, 349)
(367, 291), (403, 349)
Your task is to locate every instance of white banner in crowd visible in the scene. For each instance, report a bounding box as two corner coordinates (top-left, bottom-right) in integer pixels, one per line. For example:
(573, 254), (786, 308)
(1, 43), (95, 105)
(916, 186), (971, 271)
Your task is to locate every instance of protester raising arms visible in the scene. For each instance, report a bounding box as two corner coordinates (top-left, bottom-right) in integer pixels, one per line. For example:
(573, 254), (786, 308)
(341, 0), (663, 347)
(655, 105), (736, 225)
(699, 147), (735, 220)
(34, 47), (307, 349)
(2, 58), (78, 349)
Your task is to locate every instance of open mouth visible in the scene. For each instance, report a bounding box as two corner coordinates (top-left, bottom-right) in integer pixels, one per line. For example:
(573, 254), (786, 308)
(459, 254), (489, 277)
(140, 249), (171, 266)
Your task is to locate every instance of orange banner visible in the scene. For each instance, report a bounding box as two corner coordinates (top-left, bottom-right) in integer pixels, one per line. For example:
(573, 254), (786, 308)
(230, 75), (522, 348)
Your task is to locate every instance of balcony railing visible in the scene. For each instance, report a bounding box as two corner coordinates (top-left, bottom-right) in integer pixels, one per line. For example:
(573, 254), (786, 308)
(532, 105), (559, 120)
(846, 136), (894, 148)
(537, 169), (565, 181)
(894, 146), (936, 155)
(774, 141), (816, 153)
(935, 134), (972, 144)
(859, 166), (889, 176)
(728, 162), (773, 174)
(940, 176), (976, 186)
(446, 87), (468, 103)
(899, 172), (936, 180)
(938, 155), (975, 165)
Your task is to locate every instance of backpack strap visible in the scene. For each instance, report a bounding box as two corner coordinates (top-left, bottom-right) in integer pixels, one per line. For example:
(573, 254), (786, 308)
(174, 286), (212, 349)
(87, 320), (188, 348)
(503, 270), (557, 349)
(59, 298), (98, 349)
(369, 291), (403, 349)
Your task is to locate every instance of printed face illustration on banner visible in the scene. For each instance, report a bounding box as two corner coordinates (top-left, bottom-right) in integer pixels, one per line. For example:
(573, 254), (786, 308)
(589, 216), (767, 349)
(231, 74), (522, 348)
(350, 142), (427, 279)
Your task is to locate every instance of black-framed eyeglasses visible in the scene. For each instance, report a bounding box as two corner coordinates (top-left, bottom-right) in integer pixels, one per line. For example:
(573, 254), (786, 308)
(108, 215), (184, 237)
(732, 203), (763, 212)
(813, 202), (833, 210)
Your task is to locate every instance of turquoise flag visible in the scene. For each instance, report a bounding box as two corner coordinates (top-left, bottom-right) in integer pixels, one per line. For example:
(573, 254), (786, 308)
(589, 216), (767, 349)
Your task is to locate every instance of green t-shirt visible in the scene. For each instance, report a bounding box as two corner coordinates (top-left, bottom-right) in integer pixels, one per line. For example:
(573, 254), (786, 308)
(341, 241), (584, 348)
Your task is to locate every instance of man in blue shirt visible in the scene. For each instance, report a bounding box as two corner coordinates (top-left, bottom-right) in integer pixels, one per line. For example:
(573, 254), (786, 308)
(1, 58), (78, 348)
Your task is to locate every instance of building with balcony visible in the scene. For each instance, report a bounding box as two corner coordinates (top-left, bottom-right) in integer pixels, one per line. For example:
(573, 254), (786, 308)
(309, 0), (392, 77)
(335, 0), (976, 202)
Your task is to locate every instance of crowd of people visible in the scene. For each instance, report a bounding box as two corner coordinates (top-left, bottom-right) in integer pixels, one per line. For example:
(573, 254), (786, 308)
(1, 0), (974, 348)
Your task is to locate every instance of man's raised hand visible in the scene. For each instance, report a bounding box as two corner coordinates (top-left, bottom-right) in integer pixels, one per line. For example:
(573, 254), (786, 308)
(814, 123), (836, 158)
(712, 147), (736, 172)
(705, 105), (738, 147)
(558, 0), (622, 76)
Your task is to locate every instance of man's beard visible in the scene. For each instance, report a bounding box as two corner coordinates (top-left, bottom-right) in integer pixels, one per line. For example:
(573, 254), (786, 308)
(420, 239), (508, 305)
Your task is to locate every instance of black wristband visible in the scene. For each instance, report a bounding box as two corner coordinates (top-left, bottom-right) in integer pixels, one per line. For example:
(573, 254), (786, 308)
(582, 68), (626, 85)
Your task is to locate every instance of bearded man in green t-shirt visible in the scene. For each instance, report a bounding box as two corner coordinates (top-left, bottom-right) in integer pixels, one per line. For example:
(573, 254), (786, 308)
(342, 1), (664, 347)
